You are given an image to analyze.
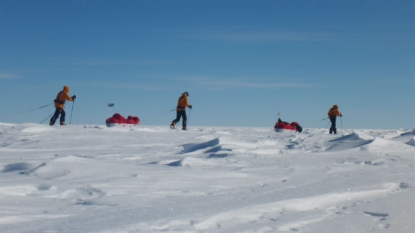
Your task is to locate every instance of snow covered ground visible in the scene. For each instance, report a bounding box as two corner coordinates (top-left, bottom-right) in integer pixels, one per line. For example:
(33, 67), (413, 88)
(0, 123), (414, 233)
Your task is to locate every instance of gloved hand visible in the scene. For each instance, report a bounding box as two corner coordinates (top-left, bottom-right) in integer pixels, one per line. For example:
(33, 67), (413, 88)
(189, 105), (192, 109)
(71, 95), (76, 100)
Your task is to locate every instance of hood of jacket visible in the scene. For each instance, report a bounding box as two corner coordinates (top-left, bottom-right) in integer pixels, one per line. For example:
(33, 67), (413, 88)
(63, 86), (70, 93)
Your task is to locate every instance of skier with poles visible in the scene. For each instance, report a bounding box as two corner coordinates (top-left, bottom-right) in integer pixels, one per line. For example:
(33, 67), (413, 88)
(49, 86), (76, 126)
(170, 91), (192, 130)
(327, 104), (342, 134)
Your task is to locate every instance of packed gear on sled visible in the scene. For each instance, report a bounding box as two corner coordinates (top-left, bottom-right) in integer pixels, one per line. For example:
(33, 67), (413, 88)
(106, 113), (140, 127)
(50, 86), (76, 126)
(274, 118), (302, 133)
(170, 92), (192, 130)
(328, 104), (342, 134)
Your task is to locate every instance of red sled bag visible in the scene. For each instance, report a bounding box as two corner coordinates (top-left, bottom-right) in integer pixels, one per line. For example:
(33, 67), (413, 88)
(274, 118), (302, 133)
(106, 113), (140, 127)
(127, 116), (140, 124)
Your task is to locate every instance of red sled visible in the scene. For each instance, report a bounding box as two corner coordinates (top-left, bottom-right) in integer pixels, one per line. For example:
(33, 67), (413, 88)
(106, 113), (140, 127)
(274, 118), (302, 133)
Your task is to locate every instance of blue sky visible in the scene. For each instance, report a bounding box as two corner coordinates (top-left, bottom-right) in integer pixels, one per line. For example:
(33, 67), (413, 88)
(1, 0), (414, 129)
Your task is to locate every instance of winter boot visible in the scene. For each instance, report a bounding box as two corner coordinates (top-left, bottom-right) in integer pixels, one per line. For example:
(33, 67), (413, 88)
(182, 127), (187, 131)
(170, 122), (176, 129)
(60, 122), (66, 126)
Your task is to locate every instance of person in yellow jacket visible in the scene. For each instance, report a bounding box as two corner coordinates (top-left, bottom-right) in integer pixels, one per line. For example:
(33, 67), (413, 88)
(50, 86), (76, 125)
(328, 104), (342, 134)
(170, 91), (192, 130)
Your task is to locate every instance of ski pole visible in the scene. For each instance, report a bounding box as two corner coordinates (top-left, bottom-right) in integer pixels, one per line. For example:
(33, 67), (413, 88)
(324, 120), (330, 129)
(187, 108), (192, 126)
(0, 103), (53, 120)
(40, 112), (54, 124)
(340, 117), (344, 135)
(69, 100), (75, 125)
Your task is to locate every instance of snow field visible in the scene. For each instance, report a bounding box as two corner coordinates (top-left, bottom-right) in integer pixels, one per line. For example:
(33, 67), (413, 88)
(0, 123), (414, 232)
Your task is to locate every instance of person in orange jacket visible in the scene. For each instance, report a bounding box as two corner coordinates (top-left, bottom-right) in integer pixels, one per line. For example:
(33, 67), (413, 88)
(328, 104), (342, 134)
(170, 91), (192, 130)
(50, 86), (76, 126)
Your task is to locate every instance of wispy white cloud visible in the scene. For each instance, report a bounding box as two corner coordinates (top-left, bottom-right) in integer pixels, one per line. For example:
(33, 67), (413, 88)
(197, 79), (312, 88)
(177, 76), (318, 89)
(88, 82), (172, 91)
(66, 59), (172, 66)
(206, 32), (333, 43)
(0, 73), (20, 80)
(88, 76), (319, 91)
(188, 25), (413, 44)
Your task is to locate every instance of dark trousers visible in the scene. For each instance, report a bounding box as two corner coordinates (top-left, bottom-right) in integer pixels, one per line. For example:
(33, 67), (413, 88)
(329, 117), (337, 134)
(50, 108), (65, 125)
(172, 110), (187, 128)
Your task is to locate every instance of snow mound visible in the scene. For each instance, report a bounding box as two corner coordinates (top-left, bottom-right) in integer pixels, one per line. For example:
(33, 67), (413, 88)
(392, 129), (415, 145)
(326, 132), (373, 152)
(180, 138), (220, 154)
(179, 138), (234, 159)
(361, 137), (415, 155)
(35, 163), (70, 179)
(407, 137), (415, 147)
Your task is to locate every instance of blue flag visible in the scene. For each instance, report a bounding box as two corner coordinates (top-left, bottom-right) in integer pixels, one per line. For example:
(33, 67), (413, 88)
(108, 103), (114, 107)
